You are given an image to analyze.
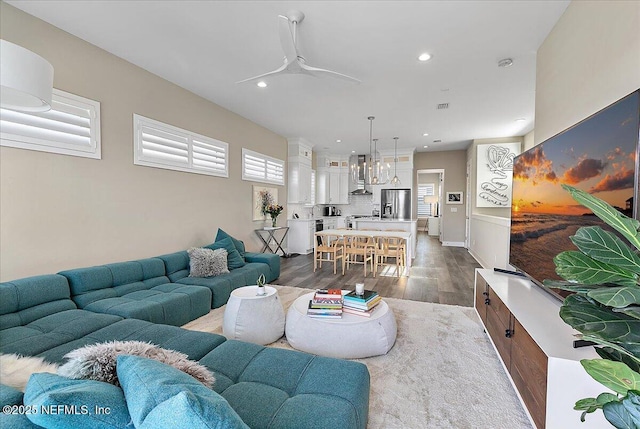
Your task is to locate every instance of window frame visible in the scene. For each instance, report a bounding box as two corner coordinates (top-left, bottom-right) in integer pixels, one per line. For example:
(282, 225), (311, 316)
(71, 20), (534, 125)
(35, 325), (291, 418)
(133, 114), (229, 178)
(417, 183), (436, 217)
(241, 148), (285, 185)
(0, 89), (101, 159)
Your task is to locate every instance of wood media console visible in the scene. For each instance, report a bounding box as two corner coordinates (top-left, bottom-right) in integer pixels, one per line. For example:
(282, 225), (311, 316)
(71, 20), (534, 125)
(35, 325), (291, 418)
(474, 269), (608, 429)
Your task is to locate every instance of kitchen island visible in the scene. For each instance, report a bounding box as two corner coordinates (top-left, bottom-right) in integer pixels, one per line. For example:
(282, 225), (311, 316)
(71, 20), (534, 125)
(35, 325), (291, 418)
(351, 218), (417, 261)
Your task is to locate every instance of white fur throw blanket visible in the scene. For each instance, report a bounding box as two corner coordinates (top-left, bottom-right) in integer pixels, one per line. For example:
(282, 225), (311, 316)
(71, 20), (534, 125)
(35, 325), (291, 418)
(0, 354), (59, 392)
(57, 340), (215, 387)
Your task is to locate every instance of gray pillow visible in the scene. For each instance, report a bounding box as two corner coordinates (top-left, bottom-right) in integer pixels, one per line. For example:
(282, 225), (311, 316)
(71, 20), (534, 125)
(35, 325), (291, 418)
(57, 341), (215, 388)
(187, 247), (229, 277)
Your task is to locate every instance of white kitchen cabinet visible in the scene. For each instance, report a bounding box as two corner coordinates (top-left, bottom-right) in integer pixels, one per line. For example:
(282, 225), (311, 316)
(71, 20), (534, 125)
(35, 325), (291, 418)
(336, 217), (346, 229)
(329, 172), (340, 204)
(339, 171), (350, 204)
(287, 139), (313, 204)
(316, 168), (329, 204)
(287, 219), (315, 254)
(324, 218), (337, 230)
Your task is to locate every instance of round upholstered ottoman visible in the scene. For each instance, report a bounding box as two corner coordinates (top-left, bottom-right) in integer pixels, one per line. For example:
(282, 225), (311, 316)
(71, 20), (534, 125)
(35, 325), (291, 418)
(223, 285), (285, 345)
(285, 292), (397, 359)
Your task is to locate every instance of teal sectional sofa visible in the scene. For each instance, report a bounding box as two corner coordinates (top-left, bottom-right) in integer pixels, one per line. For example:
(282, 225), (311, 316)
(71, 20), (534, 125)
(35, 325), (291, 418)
(56, 230), (281, 326)
(1, 272), (370, 428)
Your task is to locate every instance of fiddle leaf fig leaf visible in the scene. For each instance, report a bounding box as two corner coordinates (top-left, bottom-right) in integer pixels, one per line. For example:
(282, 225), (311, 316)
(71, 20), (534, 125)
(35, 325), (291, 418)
(562, 184), (640, 250)
(588, 287), (640, 309)
(622, 391), (640, 425)
(560, 295), (640, 347)
(614, 306), (640, 321)
(554, 251), (638, 287)
(597, 347), (640, 373)
(543, 279), (601, 293)
(602, 400), (637, 429)
(581, 359), (640, 395)
(571, 226), (640, 274)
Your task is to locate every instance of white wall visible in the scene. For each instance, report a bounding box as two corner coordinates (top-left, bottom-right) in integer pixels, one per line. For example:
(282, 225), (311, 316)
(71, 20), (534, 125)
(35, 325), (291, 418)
(535, 1), (640, 145)
(0, 3), (287, 280)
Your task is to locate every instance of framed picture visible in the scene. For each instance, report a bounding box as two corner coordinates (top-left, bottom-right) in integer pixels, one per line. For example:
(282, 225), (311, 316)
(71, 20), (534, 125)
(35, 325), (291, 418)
(446, 191), (463, 205)
(252, 185), (278, 221)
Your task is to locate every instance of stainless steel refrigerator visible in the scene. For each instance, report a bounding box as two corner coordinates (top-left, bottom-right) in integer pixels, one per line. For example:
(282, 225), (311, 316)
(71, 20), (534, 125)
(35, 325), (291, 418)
(380, 188), (411, 220)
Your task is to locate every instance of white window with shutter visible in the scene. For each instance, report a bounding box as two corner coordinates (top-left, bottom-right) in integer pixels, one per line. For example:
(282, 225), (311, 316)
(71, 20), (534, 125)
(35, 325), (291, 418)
(0, 89), (101, 159)
(133, 114), (228, 177)
(242, 148), (284, 185)
(417, 183), (435, 217)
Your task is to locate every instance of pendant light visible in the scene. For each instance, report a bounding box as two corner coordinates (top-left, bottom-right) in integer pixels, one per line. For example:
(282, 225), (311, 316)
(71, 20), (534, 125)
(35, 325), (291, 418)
(390, 137), (401, 186)
(0, 40), (54, 112)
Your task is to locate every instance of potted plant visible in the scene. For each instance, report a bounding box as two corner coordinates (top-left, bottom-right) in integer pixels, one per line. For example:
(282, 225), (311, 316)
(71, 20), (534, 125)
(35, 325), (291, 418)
(256, 274), (267, 296)
(544, 184), (640, 427)
(265, 204), (284, 228)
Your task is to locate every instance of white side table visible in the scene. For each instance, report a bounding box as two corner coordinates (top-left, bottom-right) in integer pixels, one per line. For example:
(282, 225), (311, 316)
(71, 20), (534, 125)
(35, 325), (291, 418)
(222, 285), (285, 345)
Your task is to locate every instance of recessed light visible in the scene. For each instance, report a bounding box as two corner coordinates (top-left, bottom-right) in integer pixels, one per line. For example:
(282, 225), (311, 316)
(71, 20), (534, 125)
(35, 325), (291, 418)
(351, 150), (355, 153)
(336, 139), (341, 143)
(418, 53), (431, 62)
(423, 145), (429, 149)
(422, 133), (429, 137)
(257, 81), (267, 88)
(515, 118), (526, 122)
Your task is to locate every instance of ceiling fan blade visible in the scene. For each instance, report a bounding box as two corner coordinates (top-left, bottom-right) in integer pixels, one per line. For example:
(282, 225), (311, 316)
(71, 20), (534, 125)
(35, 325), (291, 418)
(278, 15), (298, 64)
(235, 62), (288, 84)
(299, 62), (361, 83)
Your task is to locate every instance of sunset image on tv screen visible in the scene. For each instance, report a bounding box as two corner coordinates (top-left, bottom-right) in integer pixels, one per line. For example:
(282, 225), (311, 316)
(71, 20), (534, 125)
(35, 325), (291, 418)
(509, 91), (639, 288)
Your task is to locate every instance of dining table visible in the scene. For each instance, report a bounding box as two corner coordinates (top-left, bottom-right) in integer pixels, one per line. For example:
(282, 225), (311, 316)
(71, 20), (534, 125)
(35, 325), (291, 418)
(315, 229), (413, 267)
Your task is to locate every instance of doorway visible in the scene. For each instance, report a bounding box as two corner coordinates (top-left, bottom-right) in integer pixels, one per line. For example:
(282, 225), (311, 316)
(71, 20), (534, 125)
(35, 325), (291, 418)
(416, 168), (444, 240)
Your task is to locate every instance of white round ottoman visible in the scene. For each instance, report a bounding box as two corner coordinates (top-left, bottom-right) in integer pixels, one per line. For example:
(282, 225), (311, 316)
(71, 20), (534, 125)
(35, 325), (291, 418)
(285, 292), (397, 359)
(223, 285), (285, 345)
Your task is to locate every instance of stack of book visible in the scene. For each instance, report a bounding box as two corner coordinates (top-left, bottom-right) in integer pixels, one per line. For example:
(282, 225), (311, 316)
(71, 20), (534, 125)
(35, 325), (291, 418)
(342, 290), (381, 317)
(307, 289), (343, 319)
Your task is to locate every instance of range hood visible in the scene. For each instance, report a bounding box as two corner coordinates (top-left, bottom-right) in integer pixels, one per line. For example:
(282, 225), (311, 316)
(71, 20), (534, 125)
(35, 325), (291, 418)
(349, 155), (373, 195)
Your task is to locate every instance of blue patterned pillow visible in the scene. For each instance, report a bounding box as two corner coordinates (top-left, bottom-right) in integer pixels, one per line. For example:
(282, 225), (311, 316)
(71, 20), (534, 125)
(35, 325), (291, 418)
(206, 237), (245, 270)
(117, 355), (248, 429)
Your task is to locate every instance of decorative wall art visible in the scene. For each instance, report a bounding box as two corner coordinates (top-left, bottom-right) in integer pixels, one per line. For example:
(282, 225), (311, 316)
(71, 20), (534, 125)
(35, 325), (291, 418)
(446, 191), (463, 204)
(476, 142), (521, 207)
(252, 186), (278, 221)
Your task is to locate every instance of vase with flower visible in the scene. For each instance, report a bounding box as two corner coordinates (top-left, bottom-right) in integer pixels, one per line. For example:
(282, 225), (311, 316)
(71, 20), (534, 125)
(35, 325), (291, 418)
(265, 203), (283, 227)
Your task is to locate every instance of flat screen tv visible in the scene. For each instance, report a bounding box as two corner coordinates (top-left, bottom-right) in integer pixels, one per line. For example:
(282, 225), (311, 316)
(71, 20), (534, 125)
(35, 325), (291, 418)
(509, 90), (640, 300)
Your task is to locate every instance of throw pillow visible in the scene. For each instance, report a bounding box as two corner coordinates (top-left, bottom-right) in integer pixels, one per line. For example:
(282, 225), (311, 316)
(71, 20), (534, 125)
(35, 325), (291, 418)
(188, 247), (229, 277)
(215, 228), (246, 259)
(0, 353), (59, 392)
(24, 373), (134, 429)
(117, 355), (249, 429)
(206, 237), (245, 270)
(57, 341), (215, 388)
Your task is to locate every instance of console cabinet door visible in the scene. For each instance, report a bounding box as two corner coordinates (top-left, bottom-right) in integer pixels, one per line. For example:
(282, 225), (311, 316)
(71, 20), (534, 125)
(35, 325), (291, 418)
(485, 288), (512, 369)
(511, 319), (548, 429)
(475, 272), (488, 325)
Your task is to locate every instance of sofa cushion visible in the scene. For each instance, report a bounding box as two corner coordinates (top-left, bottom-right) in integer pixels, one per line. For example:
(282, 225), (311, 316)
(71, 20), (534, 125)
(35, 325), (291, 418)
(235, 263), (271, 286)
(244, 252), (280, 283)
(199, 340), (370, 429)
(205, 238), (245, 270)
(157, 251), (190, 282)
(1, 310), (122, 358)
(24, 373), (133, 429)
(175, 275), (233, 309)
(117, 355), (248, 429)
(0, 275), (77, 330)
(35, 319), (227, 365)
(215, 229), (246, 259)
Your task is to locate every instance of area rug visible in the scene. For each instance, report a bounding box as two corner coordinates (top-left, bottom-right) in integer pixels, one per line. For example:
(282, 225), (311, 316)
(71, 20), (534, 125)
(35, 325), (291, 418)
(183, 285), (532, 429)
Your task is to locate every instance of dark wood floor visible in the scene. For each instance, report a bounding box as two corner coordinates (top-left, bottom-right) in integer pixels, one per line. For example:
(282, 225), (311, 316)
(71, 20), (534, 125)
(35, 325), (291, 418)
(273, 232), (482, 306)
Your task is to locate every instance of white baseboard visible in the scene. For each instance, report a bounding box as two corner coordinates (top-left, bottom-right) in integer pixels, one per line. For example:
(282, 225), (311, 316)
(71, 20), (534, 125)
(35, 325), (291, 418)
(442, 241), (465, 247)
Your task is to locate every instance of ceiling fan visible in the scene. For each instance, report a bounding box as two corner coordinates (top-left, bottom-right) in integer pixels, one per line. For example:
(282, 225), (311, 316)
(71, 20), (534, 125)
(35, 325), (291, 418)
(236, 10), (361, 84)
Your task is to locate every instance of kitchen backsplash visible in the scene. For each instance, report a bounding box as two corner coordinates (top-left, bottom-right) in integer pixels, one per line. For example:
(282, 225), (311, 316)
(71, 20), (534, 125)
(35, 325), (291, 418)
(288, 197), (381, 219)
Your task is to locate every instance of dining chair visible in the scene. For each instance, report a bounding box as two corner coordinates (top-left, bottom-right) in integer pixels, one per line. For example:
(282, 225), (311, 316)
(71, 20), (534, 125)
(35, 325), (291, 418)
(314, 233), (344, 275)
(342, 234), (376, 276)
(374, 235), (406, 277)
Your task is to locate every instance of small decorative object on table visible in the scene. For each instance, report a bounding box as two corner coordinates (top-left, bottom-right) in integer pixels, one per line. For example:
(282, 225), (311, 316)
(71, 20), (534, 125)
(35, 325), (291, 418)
(256, 274), (266, 296)
(265, 203), (284, 227)
(355, 283), (365, 296)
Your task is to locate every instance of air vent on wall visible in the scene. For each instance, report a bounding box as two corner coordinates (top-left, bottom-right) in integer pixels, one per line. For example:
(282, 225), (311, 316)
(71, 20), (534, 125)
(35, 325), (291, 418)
(436, 103), (449, 110)
(433, 139), (442, 143)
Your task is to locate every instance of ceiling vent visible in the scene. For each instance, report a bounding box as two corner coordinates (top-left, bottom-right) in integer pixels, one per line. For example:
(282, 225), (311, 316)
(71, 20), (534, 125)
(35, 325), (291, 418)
(436, 103), (449, 110)
(433, 139), (442, 143)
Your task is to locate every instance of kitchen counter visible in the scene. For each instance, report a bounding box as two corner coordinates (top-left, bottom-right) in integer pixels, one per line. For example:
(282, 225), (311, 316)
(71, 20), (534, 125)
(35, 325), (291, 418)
(352, 219), (417, 257)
